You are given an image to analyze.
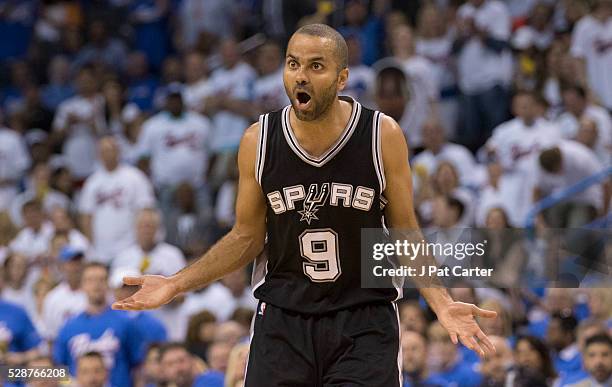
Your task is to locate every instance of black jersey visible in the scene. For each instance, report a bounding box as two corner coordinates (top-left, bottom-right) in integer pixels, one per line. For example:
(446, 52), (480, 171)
(253, 96), (401, 314)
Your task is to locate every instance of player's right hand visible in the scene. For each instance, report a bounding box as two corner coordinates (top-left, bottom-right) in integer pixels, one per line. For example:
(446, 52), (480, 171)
(111, 275), (180, 310)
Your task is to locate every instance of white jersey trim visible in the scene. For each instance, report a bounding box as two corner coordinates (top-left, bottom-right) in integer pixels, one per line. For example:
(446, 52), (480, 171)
(372, 111), (386, 192)
(281, 97), (362, 167)
(255, 114), (269, 185)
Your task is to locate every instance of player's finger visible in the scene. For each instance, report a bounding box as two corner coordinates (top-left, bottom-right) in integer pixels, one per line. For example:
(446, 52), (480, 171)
(471, 305), (498, 319)
(123, 276), (144, 286)
(449, 332), (458, 345)
(477, 330), (497, 355)
(461, 335), (485, 357)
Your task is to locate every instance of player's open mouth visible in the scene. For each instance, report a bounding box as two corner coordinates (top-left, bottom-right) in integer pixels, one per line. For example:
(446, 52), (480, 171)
(296, 91), (312, 109)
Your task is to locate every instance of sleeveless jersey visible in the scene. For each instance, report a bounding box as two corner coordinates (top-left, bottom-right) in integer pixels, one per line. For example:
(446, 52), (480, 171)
(252, 96), (401, 314)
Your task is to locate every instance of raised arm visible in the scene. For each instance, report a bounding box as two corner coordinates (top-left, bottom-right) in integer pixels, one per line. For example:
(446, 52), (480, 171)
(112, 122), (267, 310)
(379, 115), (496, 356)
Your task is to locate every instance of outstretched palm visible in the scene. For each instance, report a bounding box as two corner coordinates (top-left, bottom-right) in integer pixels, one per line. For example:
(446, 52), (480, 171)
(112, 275), (179, 310)
(437, 301), (498, 357)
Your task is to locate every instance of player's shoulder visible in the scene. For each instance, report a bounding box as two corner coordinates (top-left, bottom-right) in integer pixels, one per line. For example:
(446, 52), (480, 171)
(378, 113), (406, 143)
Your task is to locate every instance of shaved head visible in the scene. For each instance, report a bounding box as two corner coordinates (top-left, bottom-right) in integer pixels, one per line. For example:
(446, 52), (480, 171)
(293, 24), (348, 70)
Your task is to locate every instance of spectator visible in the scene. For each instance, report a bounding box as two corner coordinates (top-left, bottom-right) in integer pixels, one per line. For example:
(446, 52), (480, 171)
(72, 19), (128, 73)
(571, 0), (612, 111)
(207, 340), (233, 376)
(41, 246), (88, 340)
(567, 334), (612, 387)
(542, 39), (575, 117)
(0, 124), (30, 211)
(341, 34), (375, 108)
(128, 0), (170, 71)
(125, 51), (158, 112)
(557, 84), (612, 165)
(427, 321), (482, 387)
(398, 300), (428, 336)
(79, 136), (155, 264)
(74, 351), (110, 387)
(2, 252), (37, 315)
(53, 263), (143, 387)
(224, 342), (249, 387)
(49, 207), (90, 254)
(485, 90), (561, 226)
(186, 310), (217, 362)
(52, 65), (106, 180)
(514, 335), (557, 386)
(153, 55), (183, 111)
(140, 343), (163, 387)
(109, 267), (167, 354)
(113, 207), (187, 276)
(534, 141), (608, 227)
(479, 336), (513, 387)
(25, 355), (61, 387)
(40, 55), (75, 111)
(411, 118), (477, 191)
(402, 330), (445, 387)
(204, 38), (256, 176)
(547, 312), (582, 380)
(372, 60), (410, 137)
(182, 51), (212, 114)
(178, 0), (237, 49)
(454, 0), (512, 152)
(159, 342), (222, 387)
(389, 23), (439, 149)
(9, 200), (54, 261)
(250, 41), (290, 116)
(415, 3), (458, 137)
(0, 270), (42, 366)
(338, 0), (385, 66)
(137, 85), (211, 216)
(587, 289), (612, 324)
(213, 321), (247, 348)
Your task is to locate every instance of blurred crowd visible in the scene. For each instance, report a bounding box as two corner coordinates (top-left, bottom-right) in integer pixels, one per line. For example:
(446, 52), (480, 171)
(0, 0), (610, 386)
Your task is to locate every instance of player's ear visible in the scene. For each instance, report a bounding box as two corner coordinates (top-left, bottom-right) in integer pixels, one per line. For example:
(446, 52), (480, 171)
(337, 67), (349, 92)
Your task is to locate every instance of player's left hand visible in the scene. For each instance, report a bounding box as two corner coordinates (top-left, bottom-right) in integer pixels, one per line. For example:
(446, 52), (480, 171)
(436, 301), (497, 357)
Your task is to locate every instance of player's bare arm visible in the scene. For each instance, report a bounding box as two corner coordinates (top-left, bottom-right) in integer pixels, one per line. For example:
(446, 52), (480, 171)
(379, 114), (497, 357)
(112, 122), (267, 310)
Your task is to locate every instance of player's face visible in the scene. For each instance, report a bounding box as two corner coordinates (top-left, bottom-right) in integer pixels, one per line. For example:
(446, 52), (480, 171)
(283, 34), (348, 121)
(584, 343), (612, 383)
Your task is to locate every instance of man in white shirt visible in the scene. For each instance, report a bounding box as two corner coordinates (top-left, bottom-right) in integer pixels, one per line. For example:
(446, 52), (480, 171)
(0, 126), (30, 211)
(454, 0), (513, 152)
(534, 140), (608, 228)
(486, 91), (562, 226)
(79, 137), (155, 264)
(571, 0), (612, 111)
(182, 51), (213, 113)
(557, 84), (612, 164)
(41, 246), (87, 340)
(52, 65), (106, 180)
(9, 200), (54, 261)
(412, 118), (477, 190)
(113, 207), (186, 276)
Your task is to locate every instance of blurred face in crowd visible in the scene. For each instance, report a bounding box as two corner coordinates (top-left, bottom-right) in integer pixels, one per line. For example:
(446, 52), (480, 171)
(584, 341), (612, 383)
(208, 341), (232, 373)
(52, 167), (73, 196)
(143, 346), (162, 383)
(515, 338), (544, 372)
(577, 117), (599, 149)
(28, 357), (59, 387)
(399, 303), (427, 335)
(346, 36), (362, 67)
(562, 88), (586, 116)
(62, 255), (84, 289)
(547, 317), (573, 352)
(175, 182), (195, 212)
(428, 322), (456, 369)
(49, 55), (71, 84)
(284, 33), (347, 122)
(421, 119), (445, 153)
(126, 52), (149, 79)
(6, 253), (28, 287)
(512, 93), (539, 125)
(478, 302), (508, 336)
(50, 207), (73, 233)
(77, 69), (98, 96)
(391, 24), (414, 57)
(102, 79), (123, 107)
(22, 203), (44, 230)
(257, 43), (282, 76)
(418, 5), (445, 38)
(433, 162), (459, 194)
(221, 39), (241, 69)
(375, 69), (407, 122)
(166, 93), (184, 117)
(481, 336), (513, 383)
(485, 208), (509, 230)
(221, 269), (247, 296)
(162, 56), (183, 83)
(578, 323), (607, 352)
(98, 136), (120, 171)
(82, 265), (109, 307)
(136, 209), (161, 249)
(588, 289), (612, 320)
(402, 331), (427, 375)
(89, 20), (108, 45)
(32, 162), (51, 189)
(184, 52), (206, 84)
(214, 321), (247, 347)
(161, 347), (194, 387)
(77, 354), (108, 387)
(545, 288), (574, 314)
(345, 0), (367, 26)
(531, 4), (553, 31)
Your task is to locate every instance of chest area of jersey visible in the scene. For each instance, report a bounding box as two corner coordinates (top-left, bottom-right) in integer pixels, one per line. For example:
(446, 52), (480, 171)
(264, 180), (377, 225)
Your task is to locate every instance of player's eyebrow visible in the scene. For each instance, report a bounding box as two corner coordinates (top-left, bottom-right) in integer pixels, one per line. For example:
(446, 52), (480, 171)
(286, 54), (327, 63)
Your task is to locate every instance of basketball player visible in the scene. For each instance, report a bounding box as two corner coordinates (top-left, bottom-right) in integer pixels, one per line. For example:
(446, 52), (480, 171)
(113, 24), (497, 386)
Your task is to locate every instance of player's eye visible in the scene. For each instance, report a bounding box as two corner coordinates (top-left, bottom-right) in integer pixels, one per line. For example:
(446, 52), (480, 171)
(287, 60), (298, 69)
(312, 62), (323, 70)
